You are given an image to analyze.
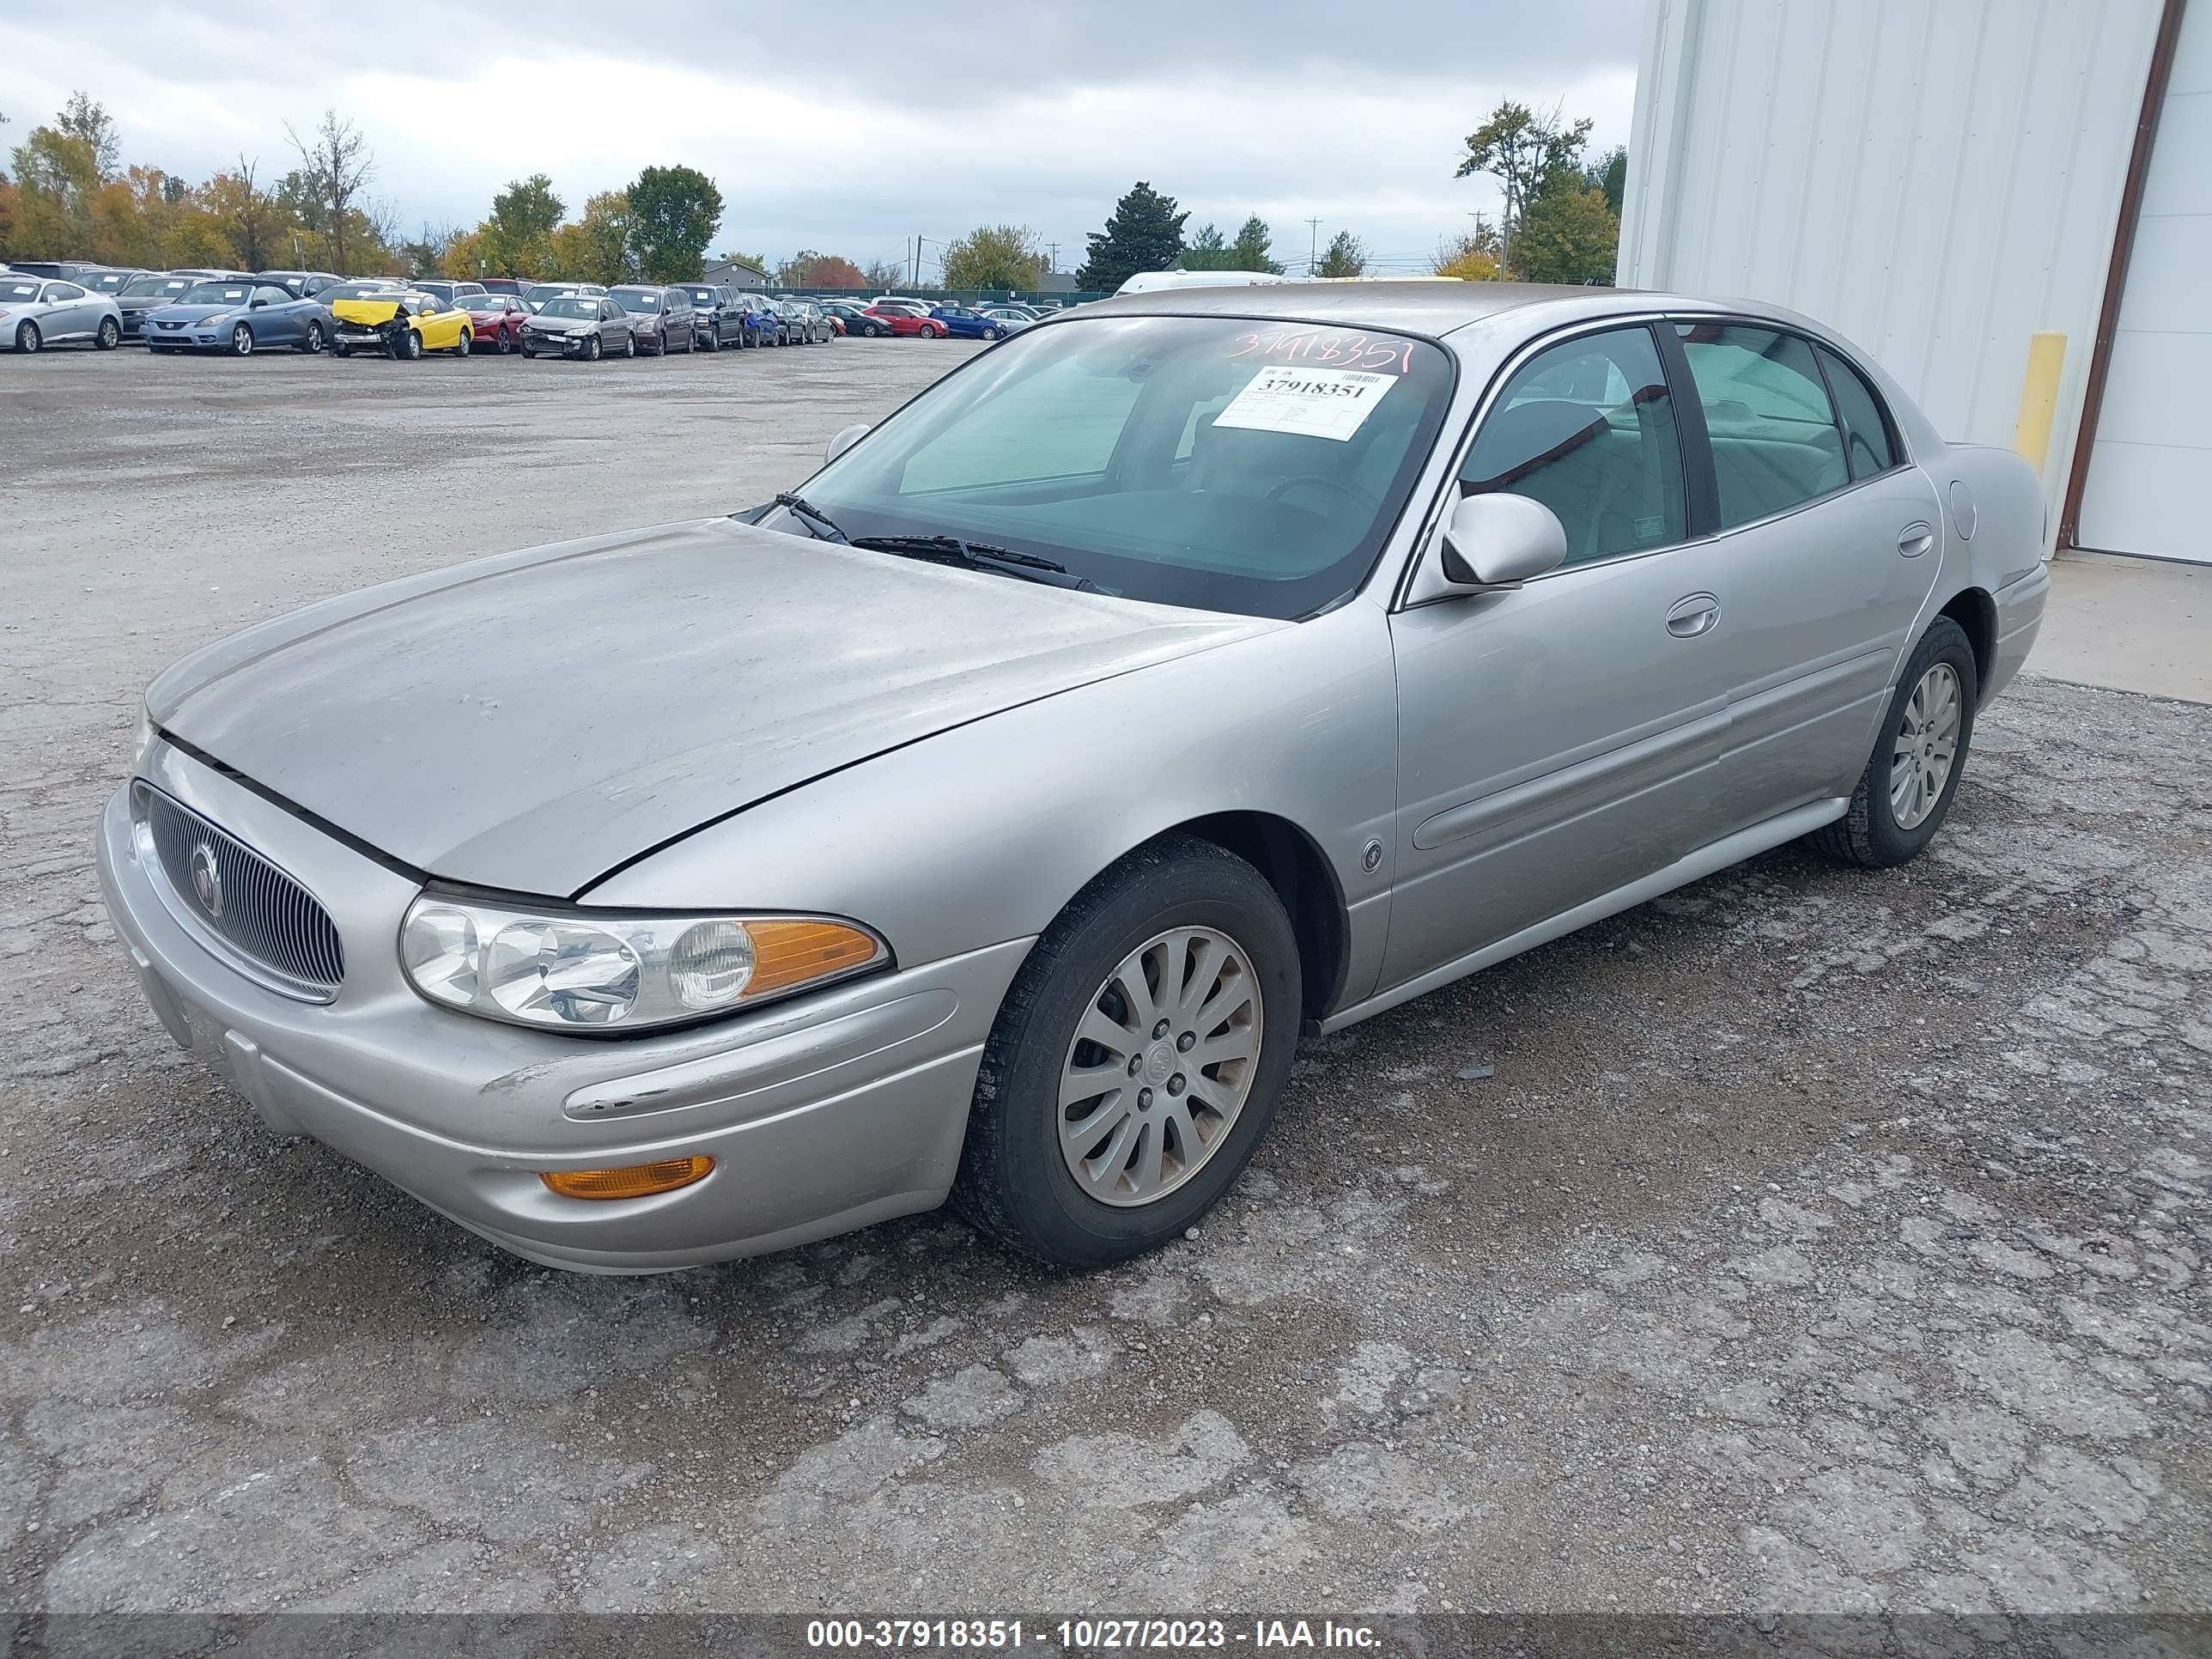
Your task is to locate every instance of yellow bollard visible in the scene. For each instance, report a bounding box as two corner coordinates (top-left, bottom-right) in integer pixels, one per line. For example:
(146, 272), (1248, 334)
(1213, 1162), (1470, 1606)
(2013, 331), (2066, 476)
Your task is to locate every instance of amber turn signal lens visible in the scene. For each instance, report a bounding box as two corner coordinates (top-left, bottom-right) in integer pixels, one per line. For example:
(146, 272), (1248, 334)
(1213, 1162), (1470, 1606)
(743, 920), (883, 996)
(539, 1155), (714, 1201)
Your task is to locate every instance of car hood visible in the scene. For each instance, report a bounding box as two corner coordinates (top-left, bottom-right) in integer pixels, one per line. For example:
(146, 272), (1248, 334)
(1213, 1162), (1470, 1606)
(331, 297), (405, 325)
(149, 516), (1273, 896)
(147, 304), (238, 324)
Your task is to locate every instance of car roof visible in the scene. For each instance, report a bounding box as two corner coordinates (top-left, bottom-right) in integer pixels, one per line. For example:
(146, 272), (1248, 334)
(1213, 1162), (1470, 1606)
(1066, 280), (1682, 337)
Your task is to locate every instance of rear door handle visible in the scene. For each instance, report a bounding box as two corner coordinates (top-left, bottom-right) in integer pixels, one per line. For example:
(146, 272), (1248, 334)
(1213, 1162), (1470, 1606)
(1897, 521), (1936, 558)
(1665, 592), (1721, 637)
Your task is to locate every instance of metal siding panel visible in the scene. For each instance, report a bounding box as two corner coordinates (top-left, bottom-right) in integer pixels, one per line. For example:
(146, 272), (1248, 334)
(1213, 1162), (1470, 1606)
(2139, 91), (2212, 215)
(2171, 0), (2212, 93)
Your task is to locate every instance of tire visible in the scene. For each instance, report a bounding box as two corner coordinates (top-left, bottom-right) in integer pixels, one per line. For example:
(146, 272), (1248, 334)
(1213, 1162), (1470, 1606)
(702, 328), (720, 352)
(951, 835), (1301, 1270)
(15, 320), (40, 354)
(981, 326), (1001, 341)
(1813, 617), (1979, 869)
(96, 317), (121, 350)
(299, 320), (325, 354)
(919, 323), (940, 339)
(453, 326), (471, 357)
(585, 333), (603, 362)
(230, 323), (254, 357)
(499, 326), (516, 354)
(333, 342), (352, 358)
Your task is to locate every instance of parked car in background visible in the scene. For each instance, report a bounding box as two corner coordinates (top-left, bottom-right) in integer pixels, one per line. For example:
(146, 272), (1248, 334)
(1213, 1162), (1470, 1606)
(2, 260), (98, 282)
(1, 275), (124, 352)
(459, 293), (532, 354)
(113, 272), (227, 340)
(779, 299), (833, 343)
(143, 280), (332, 356)
(678, 284), (744, 349)
(76, 267), (150, 297)
(329, 289), (474, 359)
(478, 277), (531, 297)
(927, 304), (1013, 341)
(410, 280), (488, 307)
(522, 293), (634, 359)
(610, 285), (696, 355)
(523, 283), (609, 312)
(979, 306), (1036, 332)
(864, 302), (939, 338)
(820, 300), (888, 337)
(257, 270), (344, 299)
(732, 293), (784, 347)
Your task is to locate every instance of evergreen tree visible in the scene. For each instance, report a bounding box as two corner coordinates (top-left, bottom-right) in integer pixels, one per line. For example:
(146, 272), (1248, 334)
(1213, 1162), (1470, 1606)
(1230, 216), (1282, 274)
(1075, 181), (1187, 292)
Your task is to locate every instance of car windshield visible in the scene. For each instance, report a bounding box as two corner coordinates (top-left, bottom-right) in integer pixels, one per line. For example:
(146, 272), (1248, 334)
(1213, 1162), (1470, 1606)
(121, 276), (192, 298)
(181, 283), (253, 305)
(85, 271), (135, 292)
(325, 283), (392, 301)
(775, 315), (1455, 618)
(526, 287), (582, 306)
(613, 291), (661, 313)
(538, 297), (598, 319)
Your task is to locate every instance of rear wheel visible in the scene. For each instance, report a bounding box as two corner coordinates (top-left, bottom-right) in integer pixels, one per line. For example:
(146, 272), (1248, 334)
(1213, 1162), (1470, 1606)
(951, 835), (1300, 1269)
(1814, 617), (1978, 869)
(95, 317), (121, 349)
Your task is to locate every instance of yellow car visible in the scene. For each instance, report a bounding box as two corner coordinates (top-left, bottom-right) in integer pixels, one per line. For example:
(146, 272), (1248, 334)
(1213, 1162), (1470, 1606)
(327, 288), (474, 360)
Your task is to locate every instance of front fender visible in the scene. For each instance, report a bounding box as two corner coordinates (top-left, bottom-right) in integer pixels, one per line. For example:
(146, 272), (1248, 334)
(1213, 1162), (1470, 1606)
(581, 600), (1401, 1015)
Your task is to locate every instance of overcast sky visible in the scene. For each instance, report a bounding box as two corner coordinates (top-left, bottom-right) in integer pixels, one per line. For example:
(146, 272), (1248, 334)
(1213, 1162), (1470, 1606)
(3, 1), (1644, 277)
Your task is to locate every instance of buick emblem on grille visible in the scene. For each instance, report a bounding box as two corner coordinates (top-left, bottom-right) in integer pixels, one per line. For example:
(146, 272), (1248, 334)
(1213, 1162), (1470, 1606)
(188, 841), (223, 919)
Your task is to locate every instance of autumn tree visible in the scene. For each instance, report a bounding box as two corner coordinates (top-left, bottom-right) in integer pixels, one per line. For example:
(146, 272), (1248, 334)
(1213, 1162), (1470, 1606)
(284, 110), (374, 274)
(482, 173), (562, 276)
(196, 158), (286, 270)
(1432, 220), (1501, 282)
(1455, 100), (1593, 276)
(1075, 181), (1186, 293)
(625, 165), (722, 282)
(549, 190), (635, 283)
(941, 223), (1043, 291)
(1315, 229), (1367, 278)
(56, 92), (120, 179)
(1585, 145), (1628, 216)
(6, 124), (100, 258)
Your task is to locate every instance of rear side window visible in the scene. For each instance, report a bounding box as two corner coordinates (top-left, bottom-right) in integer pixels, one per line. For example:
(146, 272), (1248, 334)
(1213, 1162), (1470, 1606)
(1815, 344), (1899, 479)
(1460, 325), (1687, 567)
(1674, 322), (1847, 528)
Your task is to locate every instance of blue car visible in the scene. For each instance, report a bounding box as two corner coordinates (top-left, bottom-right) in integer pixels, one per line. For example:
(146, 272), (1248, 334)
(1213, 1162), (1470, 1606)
(927, 303), (1018, 341)
(142, 278), (334, 357)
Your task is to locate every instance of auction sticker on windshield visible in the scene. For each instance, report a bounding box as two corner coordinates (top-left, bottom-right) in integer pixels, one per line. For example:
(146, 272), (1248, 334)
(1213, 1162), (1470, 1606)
(1213, 365), (1397, 442)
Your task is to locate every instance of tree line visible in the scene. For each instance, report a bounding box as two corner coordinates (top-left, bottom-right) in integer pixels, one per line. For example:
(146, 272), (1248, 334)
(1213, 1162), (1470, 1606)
(0, 94), (727, 285)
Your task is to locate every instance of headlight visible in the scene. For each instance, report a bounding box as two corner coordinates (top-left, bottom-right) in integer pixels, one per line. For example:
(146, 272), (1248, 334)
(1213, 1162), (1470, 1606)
(567, 325), (592, 336)
(399, 895), (887, 1031)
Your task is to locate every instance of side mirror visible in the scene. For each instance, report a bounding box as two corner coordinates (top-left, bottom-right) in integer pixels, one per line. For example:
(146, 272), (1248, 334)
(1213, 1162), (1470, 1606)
(1433, 493), (1567, 592)
(826, 423), (870, 463)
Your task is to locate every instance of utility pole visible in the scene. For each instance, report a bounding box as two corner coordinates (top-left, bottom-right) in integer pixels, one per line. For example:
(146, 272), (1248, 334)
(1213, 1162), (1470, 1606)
(1305, 217), (1322, 276)
(1047, 241), (1060, 276)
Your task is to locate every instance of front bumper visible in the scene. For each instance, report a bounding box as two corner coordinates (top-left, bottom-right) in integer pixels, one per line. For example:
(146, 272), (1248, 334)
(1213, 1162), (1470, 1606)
(524, 331), (595, 356)
(94, 744), (1029, 1273)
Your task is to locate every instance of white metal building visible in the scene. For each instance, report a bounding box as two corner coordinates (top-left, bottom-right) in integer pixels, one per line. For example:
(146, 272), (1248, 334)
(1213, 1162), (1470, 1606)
(1619, 0), (2206, 564)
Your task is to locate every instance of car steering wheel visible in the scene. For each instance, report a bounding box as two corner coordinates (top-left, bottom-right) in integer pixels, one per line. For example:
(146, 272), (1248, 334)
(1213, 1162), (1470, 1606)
(1265, 476), (1367, 514)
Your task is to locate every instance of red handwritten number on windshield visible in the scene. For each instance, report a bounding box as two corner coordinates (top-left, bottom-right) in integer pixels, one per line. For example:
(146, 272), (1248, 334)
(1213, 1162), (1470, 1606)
(1227, 328), (1412, 374)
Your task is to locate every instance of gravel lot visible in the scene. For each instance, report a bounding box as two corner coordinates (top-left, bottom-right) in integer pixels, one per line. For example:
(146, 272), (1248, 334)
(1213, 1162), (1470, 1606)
(2, 344), (2207, 1623)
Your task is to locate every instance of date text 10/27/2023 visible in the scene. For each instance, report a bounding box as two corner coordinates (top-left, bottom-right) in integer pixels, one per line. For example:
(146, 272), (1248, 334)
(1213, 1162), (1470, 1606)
(806, 1621), (1384, 1651)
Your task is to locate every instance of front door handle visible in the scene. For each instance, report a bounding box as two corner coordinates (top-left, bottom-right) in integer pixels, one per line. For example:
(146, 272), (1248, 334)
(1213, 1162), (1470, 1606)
(1897, 521), (1936, 558)
(1665, 592), (1721, 638)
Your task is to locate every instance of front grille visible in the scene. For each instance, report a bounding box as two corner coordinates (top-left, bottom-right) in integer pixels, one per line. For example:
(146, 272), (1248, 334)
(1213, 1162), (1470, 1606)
(134, 782), (344, 999)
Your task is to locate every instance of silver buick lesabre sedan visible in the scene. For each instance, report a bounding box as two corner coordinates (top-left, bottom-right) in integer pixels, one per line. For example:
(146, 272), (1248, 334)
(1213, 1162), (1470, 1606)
(96, 283), (2049, 1273)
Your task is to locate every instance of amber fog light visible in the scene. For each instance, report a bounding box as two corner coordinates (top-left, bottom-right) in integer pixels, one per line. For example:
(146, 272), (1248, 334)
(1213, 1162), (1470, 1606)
(539, 1156), (714, 1200)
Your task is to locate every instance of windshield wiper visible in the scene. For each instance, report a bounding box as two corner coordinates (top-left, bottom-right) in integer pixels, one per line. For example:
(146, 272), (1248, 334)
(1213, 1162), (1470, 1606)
(850, 535), (1095, 591)
(770, 492), (849, 543)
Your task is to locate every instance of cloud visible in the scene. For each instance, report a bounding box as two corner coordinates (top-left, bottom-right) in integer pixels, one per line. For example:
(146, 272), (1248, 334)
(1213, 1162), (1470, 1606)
(1, 1), (1644, 272)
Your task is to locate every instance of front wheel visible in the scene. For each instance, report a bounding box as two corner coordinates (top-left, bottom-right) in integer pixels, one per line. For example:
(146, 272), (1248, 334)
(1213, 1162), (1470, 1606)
(585, 333), (604, 362)
(1813, 617), (1979, 869)
(15, 320), (40, 354)
(951, 835), (1300, 1269)
(981, 326), (1001, 341)
(96, 317), (121, 350)
(299, 320), (325, 354)
(453, 326), (471, 357)
(521, 339), (537, 357)
(230, 323), (254, 357)
(918, 323), (940, 338)
(333, 341), (353, 357)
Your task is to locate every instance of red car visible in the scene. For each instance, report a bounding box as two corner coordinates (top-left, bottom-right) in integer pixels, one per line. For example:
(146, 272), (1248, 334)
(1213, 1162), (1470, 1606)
(865, 303), (945, 339)
(460, 294), (532, 354)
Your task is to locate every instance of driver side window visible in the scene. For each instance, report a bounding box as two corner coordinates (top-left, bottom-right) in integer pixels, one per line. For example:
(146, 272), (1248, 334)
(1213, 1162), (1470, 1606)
(1460, 325), (1687, 568)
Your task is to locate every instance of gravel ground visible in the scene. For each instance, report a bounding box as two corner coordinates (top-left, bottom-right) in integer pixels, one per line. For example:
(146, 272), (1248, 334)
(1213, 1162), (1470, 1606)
(1, 345), (2207, 1623)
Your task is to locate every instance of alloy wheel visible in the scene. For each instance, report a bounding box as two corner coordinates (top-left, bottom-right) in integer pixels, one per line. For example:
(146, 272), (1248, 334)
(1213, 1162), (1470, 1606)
(232, 324), (253, 357)
(1890, 662), (1962, 830)
(1056, 926), (1263, 1208)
